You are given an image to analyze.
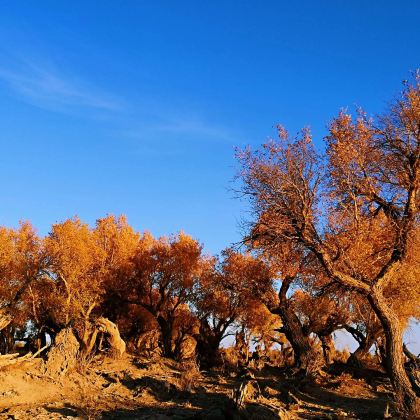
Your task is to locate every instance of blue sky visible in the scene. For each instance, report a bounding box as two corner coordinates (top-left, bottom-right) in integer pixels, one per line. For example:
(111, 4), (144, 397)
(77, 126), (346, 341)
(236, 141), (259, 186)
(0, 2), (419, 348)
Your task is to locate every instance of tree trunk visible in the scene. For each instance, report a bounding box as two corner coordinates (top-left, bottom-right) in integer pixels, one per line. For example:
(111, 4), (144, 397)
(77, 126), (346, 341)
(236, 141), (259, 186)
(157, 316), (174, 358)
(0, 310), (12, 333)
(196, 333), (223, 369)
(44, 327), (79, 376)
(320, 334), (335, 365)
(270, 276), (319, 373)
(80, 325), (100, 357)
(6, 327), (15, 354)
(278, 306), (317, 371)
(96, 317), (126, 358)
(368, 288), (420, 416)
(194, 318), (226, 369)
(348, 335), (376, 367)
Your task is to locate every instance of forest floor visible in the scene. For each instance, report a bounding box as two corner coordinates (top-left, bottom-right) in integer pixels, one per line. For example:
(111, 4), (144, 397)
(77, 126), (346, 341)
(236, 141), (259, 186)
(0, 354), (395, 419)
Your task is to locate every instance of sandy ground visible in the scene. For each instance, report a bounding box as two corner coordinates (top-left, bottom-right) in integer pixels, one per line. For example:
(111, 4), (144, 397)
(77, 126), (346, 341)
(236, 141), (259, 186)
(0, 355), (394, 419)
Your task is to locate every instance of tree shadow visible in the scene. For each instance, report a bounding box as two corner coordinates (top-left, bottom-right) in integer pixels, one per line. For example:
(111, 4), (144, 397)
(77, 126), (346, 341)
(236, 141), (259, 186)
(44, 404), (83, 417)
(121, 374), (179, 401)
(295, 380), (391, 419)
(100, 406), (202, 419)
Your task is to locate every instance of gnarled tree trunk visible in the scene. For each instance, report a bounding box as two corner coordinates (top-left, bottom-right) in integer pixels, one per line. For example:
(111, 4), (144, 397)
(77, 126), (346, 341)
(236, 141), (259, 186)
(44, 327), (79, 376)
(194, 319), (227, 369)
(343, 325), (377, 367)
(319, 334), (335, 365)
(96, 317), (126, 358)
(156, 315), (174, 358)
(271, 276), (320, 373)
(368, 288), (420, 416)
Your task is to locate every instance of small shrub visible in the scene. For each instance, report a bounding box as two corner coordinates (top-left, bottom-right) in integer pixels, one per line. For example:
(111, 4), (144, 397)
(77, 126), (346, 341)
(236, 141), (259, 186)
(177, 360), (201, 392)
(76, 350), (97, 375)
(334, 347), (350, 364)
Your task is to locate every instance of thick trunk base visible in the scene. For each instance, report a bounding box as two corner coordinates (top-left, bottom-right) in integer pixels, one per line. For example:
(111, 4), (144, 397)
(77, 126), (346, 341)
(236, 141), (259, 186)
(44, 328), (79, 376)
(367, 290), (420, 417)
(96, 317), (126, 358)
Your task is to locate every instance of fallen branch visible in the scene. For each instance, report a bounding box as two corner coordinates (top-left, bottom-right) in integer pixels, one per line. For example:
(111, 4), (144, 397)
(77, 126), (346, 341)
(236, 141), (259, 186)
(0, 352), (33, 368)
(32, 344), (50, 359)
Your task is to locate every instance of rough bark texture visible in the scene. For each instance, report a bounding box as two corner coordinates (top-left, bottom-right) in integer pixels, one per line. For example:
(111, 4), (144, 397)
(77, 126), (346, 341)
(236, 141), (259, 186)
(81, 328), (100, 357)
(136, 329), (161, 357)
(277, 306), (319, 372)
(195, 333), (223, 369)
(341, 322), (378, 368)
(96, 317), (126, 358)
(44, 327), (79, 377)
(368, 289), (420, 416)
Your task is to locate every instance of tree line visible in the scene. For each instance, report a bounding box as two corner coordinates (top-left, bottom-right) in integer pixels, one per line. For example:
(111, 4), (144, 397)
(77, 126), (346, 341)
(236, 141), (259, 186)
(0, 73), (419, 416)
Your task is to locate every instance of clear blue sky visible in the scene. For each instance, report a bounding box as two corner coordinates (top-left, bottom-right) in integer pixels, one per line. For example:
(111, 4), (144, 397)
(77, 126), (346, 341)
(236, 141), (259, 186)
(0, 2), (419, 349)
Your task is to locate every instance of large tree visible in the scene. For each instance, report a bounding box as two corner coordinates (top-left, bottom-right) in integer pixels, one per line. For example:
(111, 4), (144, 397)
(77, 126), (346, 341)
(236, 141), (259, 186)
(237, 75), (420, 415)
(41, 216), (128, 357)
(121, 232), (203, 358)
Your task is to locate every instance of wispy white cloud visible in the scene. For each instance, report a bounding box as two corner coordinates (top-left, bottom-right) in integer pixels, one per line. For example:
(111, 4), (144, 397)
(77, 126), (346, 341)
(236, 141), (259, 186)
(0, 59), (122, 113)
(122, 115), (237, 148)
(0, 55), (237, 147)
(155, 118), (235, 142)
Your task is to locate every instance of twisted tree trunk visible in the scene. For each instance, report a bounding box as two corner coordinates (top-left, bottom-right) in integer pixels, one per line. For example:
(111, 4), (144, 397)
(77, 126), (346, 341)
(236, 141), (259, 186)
(156, 315), (174, 358)
(344, 325), (376, 367)
(195, 318), (228, 369)
(96, 317), (126, 358)
(368, 288), (420, 416)
(270, 276), (320, 372)
(44, 327), (79, 376)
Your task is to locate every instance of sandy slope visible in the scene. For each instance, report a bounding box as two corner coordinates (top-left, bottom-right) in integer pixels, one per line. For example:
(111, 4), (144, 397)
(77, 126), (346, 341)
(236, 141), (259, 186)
(0, 355), (393, 419)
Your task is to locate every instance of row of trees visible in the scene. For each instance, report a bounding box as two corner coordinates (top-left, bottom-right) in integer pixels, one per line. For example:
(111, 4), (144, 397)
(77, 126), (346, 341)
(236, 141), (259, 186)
(0, 74), (418, 415)
(3, 215), (415, 369)
(0, 216), (417, 408)
(0, 217), (272, 364)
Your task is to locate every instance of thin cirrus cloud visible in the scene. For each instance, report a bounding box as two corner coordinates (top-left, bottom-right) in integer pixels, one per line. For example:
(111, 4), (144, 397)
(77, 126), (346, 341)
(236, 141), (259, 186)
(0, 59), (122, 113)
(121, 117), (237, 156)
(157, 118), (235, 142)
(0, 56), (236, 145)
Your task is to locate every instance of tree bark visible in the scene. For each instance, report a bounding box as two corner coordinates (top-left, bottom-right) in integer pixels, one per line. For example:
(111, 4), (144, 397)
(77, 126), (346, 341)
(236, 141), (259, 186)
(368, 288), (420, 416)
(270, 276), (319, 372)
(347, 334), (376, 367)
(195, 330), (223, 369)
(277, 306), (316, 371)
(157, 316), (174, 358)
(44, 327), (79, 376)
(96, 317), (126, 358)
(80, 325), (100, 357)
(320, 334), (335, 365)
(0, 327), (14, 354)
(194, 318), (228, 368)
